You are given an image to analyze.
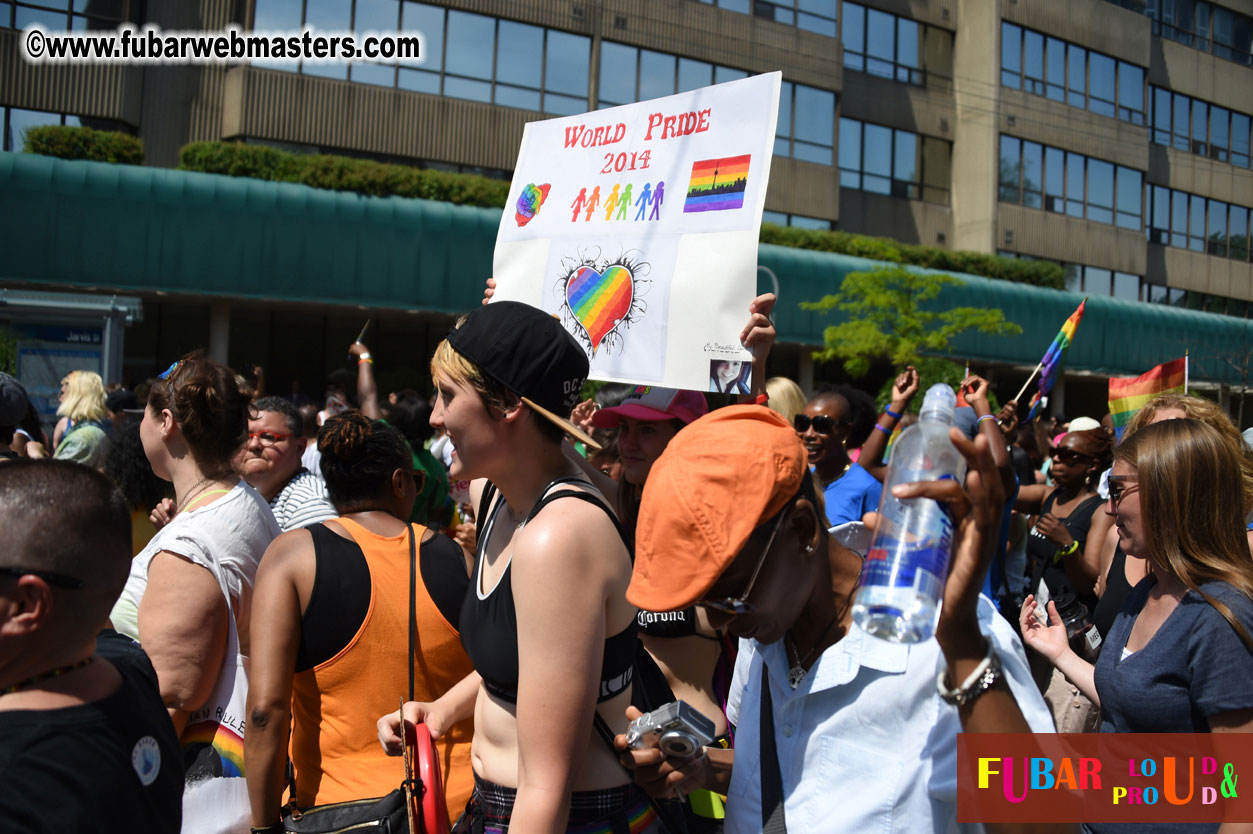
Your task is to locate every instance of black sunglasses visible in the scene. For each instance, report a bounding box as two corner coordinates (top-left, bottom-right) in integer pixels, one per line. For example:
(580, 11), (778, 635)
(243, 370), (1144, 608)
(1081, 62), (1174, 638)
(0, 565), (85, 589)
(1053, 447), (1096, 465)
(794, 414), (844, 434)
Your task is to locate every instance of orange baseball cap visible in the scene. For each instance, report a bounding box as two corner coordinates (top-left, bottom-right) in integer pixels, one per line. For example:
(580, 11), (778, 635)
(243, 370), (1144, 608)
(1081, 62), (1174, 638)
(627, 404), (807, 612)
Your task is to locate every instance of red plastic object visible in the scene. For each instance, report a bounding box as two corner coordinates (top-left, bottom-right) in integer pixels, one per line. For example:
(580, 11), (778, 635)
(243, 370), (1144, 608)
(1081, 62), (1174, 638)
(411, 723), (449, 834)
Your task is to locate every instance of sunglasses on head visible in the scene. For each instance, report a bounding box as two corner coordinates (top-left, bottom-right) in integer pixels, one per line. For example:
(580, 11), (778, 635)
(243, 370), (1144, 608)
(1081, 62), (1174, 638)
(0, 565), (85, 589)
(793, 414), (843, 434)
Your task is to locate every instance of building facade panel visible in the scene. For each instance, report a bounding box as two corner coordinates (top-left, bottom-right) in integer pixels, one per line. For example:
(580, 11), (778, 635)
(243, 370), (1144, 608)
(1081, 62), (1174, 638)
(1151, 36), (1253, 116)
(1149, 144), (1253, 205)
(837, 188), (951, 246)
(1150, 245), (1253, 301)
(766, 157), (840, 221)
(998, 203), (1147, 275)
(839, 71), (955, 142)
(0, 30), (143, 127)
(1000, 89), (1150, 170)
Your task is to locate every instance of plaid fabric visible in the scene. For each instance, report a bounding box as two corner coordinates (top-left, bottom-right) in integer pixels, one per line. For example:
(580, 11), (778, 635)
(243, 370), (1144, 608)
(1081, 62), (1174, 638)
(460, 774), (666, 834)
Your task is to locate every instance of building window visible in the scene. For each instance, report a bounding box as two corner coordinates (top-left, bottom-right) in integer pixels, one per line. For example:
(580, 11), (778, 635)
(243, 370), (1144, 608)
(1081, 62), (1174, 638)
(841, 117), (950, 203)
(762, 210), (833, 229)
(696, 0), (838, 37)
(1145, 284), (1188, 306)
(1147, 186), (1253, 262)
(3, 0), (132, 30)
(999, 135), (1143, 229)
(778, 81), (836, 164)
(598, 43), (752, 106)
(0, 106), (104, 151)
(1001, 23), (1146, 125)
(1129, 0), (1253, 67)
(1148, 86), (1253, 170)
(843, 2), (949, 85)
(252, 2), (591, 115)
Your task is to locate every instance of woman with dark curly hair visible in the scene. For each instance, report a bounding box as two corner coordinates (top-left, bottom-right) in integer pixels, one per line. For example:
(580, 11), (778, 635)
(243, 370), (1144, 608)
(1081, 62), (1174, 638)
(104, 419), (173, 554)
(109, 353), (280, 830)
(245, 411), (475, 830)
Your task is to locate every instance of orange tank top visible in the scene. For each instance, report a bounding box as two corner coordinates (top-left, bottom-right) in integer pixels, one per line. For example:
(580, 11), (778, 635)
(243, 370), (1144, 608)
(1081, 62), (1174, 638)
(289, 518), (476, 818)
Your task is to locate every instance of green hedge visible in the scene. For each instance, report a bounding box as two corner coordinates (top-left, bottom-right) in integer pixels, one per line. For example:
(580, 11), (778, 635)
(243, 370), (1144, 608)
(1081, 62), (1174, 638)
(760, 224), (1065, 289)
(24, 125), (143, 165)
(176, 141), (1061, 288)
(179, 141), (511, 207)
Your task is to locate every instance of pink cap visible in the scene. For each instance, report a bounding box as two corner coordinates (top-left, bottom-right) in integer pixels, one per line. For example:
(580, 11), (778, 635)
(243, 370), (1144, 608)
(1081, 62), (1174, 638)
(591, 385), (708, 427)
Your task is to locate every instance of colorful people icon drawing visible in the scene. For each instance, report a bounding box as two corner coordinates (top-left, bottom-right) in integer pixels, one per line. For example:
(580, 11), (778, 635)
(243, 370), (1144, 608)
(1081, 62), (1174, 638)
(634, 182), (652, 221)
(648, 181), (664, 220)
(570, 187), (588, 222)
(584, 185), (601, 221)
(615, 184), (633, 220)
(603, 184), (620, 221)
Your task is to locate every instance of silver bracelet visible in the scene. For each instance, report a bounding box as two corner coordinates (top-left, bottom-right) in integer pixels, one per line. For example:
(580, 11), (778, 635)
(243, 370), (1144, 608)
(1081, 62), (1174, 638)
(936, 640), (1002, 707)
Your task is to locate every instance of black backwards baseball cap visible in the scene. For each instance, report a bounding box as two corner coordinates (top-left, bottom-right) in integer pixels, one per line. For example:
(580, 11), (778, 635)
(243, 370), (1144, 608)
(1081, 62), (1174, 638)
(446, 300), (600, 450)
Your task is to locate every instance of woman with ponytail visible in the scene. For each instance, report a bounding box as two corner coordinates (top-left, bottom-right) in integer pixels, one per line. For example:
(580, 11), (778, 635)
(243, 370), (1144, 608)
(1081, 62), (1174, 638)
(109, 353), (281, 831)
(245, 412), (476, 832)
(1023, 420), (1253, 796)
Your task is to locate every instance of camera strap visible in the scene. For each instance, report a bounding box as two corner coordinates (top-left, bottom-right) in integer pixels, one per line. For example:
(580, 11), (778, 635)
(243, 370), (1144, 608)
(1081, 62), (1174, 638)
(759, 665), (788, 833)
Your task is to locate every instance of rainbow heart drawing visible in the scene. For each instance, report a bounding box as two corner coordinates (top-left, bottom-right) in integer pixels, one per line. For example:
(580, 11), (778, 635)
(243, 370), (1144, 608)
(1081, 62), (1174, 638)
(515, 183), (550, 227)
(566, 264), (634, 355)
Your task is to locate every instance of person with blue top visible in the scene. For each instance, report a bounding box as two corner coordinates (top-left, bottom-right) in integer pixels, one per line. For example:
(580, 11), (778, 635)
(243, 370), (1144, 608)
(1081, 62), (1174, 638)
(796, 390), (882, 528)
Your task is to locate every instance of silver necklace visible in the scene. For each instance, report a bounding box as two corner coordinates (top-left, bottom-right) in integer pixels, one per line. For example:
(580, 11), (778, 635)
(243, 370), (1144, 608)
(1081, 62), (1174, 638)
(783, 562), (863, 688)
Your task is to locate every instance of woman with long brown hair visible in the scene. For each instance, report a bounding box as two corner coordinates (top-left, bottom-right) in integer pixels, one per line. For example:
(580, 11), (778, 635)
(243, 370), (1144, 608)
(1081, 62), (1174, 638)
(1022, 419), (1253, 754)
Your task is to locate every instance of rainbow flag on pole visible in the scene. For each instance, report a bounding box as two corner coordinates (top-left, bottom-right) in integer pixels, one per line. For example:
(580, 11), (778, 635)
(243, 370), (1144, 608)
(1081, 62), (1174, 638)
(1107, 356), (1189, 441)
(1026, 299), (1087, 421)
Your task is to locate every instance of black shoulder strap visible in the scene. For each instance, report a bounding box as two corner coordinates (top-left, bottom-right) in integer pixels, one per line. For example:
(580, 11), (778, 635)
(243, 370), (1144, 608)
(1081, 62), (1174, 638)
(407, 524), (416, 702)
(525, 487), (631, 552)
(759, 664), (788, 833)
(474, 481), (499, 542)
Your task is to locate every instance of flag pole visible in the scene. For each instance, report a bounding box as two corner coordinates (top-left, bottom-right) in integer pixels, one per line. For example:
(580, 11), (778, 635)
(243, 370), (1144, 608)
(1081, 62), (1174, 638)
(1184, 349), (1189, 394)
(1013, 361), (1044, 404)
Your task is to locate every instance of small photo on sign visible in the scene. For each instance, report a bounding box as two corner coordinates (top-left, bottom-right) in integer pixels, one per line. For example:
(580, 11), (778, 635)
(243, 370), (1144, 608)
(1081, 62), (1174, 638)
(684, 154), (751, 213)
(709, 358), (751, 395)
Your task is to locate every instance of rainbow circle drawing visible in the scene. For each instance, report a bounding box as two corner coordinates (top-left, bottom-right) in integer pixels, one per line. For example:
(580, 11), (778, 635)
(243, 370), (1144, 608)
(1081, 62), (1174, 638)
(515, 183), (551, 227)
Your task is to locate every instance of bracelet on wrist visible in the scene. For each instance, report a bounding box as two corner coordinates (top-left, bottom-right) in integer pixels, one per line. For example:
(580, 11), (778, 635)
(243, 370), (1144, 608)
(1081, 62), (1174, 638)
(873, 422), (891, 435)
(358, 357), (373, 365)
(976, 413), (997, 425)
(1052, 540), (1079, 563)
(884, 407), (902, 420)
(753, 393), (769, 405)
(936, 640), (1002, 708)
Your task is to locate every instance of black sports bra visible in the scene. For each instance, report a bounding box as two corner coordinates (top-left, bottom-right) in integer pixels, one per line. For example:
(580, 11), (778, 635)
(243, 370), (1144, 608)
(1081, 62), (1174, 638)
(459, 477), (638, 705)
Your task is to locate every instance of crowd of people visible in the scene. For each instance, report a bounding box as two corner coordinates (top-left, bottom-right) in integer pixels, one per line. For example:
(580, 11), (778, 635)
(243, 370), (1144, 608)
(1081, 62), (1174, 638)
(2, 289), (1252, 834)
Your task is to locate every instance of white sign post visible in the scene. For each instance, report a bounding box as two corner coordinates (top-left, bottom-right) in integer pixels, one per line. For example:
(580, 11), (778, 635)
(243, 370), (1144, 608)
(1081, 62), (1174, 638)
(492, 72), (782, 393)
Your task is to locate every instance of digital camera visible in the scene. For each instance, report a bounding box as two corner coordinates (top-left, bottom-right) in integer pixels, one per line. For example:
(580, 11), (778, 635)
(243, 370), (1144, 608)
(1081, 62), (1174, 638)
(625, 701), (716, 759)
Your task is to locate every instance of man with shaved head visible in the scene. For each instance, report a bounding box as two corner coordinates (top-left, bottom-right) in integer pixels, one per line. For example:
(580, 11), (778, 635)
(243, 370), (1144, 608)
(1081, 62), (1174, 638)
(794, 391), (882, 527)
(0, 460), (183, 831)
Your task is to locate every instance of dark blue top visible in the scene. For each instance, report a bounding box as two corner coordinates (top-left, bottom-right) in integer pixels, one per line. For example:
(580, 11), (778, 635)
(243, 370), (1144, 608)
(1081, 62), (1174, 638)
(819, 462), (882, 528)
(1095, 576), (1253, 734)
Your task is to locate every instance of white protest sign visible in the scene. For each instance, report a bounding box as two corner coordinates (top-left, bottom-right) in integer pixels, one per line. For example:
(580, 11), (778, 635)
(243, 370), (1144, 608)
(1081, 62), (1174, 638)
(492, 72), (781, 393)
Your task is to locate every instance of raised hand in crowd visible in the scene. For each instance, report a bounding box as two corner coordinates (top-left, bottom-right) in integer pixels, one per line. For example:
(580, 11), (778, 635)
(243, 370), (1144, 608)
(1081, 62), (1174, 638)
(349, 340), (383, 420)
(570, 398), (598, 435)
(149, 496), (176, 532)
(482, 276), (496, 305)
(997, 399), (1019, 439)
(739, 292), (777, 398)
(859, 364), (919, 476)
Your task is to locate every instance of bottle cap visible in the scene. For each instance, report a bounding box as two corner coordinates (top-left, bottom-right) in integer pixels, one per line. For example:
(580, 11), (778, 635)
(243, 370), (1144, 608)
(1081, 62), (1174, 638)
(919, 383), (957, 424)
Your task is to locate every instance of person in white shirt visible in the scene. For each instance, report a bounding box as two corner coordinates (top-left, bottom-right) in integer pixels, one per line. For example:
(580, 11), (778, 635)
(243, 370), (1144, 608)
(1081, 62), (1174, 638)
(617, 405), (1063, 834)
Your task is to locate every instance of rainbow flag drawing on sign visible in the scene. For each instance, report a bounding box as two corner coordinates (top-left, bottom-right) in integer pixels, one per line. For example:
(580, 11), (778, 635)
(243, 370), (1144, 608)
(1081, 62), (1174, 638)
(1026, 299), (1087, 422)
(683, 154), (751, 212)
(1108, 357), (1189, 440)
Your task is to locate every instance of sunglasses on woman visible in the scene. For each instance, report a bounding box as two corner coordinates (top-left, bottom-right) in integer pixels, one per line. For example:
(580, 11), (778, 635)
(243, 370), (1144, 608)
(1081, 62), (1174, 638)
(793, 414), (841, 434)
(1107, 476), (1138, 507)
(1052, 447), (1095, 465)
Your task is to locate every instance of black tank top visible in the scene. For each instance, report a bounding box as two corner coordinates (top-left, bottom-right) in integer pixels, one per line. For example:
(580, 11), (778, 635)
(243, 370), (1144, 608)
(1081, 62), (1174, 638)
(459, 478), (638, 705)
(1092, 546), (1134, 641)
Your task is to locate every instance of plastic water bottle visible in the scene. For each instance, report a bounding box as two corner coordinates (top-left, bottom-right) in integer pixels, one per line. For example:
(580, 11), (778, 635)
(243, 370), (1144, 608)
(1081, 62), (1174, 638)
(852, 384), (967, 643)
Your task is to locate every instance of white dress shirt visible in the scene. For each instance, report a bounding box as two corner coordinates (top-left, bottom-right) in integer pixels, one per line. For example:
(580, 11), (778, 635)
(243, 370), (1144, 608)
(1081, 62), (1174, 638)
(724, 595), (1054, 833)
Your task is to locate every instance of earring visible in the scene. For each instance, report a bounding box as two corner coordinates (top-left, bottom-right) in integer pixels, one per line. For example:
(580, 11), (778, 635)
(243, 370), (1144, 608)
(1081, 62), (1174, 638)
(804, 543), (815, 554)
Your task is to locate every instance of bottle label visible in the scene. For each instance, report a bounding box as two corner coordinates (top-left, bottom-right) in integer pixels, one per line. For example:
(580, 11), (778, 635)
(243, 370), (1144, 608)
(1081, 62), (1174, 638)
(863, 512), (954, 596)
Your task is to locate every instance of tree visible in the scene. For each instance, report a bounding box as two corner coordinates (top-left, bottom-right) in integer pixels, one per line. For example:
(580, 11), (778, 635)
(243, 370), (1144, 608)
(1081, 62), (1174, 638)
(801, 266), (1022, 382)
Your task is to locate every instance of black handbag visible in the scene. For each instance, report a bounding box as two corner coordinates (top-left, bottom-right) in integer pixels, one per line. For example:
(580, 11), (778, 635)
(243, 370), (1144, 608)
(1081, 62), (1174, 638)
(282, 525), (427, 834)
